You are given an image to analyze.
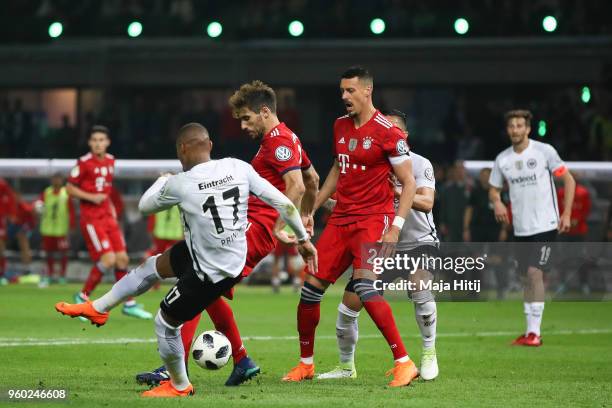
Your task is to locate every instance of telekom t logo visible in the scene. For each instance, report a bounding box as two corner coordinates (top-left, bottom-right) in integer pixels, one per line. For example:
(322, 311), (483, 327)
(338, 154), (350, 174)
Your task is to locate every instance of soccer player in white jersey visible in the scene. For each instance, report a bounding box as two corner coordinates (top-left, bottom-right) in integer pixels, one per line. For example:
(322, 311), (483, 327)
(55, 123), (317, 397)
(489, 110), (575, 347)
(317, 109), (440, 381)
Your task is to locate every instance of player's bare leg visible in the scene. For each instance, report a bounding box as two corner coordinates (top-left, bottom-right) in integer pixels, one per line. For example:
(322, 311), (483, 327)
(56, 248), (173, 326)
(351, 268), (418, 387)
(282, 274), (329, 382)
(514, 267), (544, 346)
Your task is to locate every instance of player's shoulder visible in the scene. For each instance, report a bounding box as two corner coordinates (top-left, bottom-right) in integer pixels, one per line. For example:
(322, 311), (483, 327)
(530, 139), (558, 155)
(372, 111), (394, 131)
(105, 153), (115, 161)
(494, 146), (514, 163)
(333, 114), (352, 128)
(410, 151), (432, 168)
(78, 152), (93, 163)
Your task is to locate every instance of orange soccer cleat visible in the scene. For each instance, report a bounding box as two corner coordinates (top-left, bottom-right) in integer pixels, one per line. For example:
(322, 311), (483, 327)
(386, 360), (419, 387)
(55, 301), (109, 327)
(141, 381), (194, 398)
(281, 362), (315, 382)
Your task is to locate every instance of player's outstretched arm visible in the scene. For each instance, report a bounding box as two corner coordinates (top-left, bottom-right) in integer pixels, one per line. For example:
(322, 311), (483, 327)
(313, 160), (340, 212)
(138, 175), (181, 215)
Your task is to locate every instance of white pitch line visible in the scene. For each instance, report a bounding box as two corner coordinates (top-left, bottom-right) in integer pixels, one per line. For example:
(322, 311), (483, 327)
(1, 328), (611, 348)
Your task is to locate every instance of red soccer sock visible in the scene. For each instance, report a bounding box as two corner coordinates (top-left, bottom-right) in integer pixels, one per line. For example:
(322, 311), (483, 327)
(114, 268), (127, 281)
(0, 256), (6, 277)
(297, 301), (320, 359)
(59, 253), (68, 277)
(206, 298), (247, 364)
(81, 264), (104, 296)
(46, 255), (55, 278)
(363, 299), (408, 361)
(181, 314), (202, 362)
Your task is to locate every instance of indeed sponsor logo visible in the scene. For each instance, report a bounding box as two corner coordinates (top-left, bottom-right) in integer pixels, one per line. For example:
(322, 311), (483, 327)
(509, 173), (537, 184)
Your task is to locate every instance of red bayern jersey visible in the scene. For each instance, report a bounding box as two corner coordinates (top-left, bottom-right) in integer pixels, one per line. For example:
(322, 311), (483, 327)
(67, 152), (116, 220)
(558, 184), (591, 236)
(0, 178), (16, 219)
(330, 110), (410, 225)
(249, 122), (312, 230)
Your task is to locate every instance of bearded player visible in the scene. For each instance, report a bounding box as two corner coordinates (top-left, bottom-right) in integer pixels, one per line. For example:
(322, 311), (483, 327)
(282, 67), (419, 386)
(489, 109), (575, 346)
(136, 81), (319, 386)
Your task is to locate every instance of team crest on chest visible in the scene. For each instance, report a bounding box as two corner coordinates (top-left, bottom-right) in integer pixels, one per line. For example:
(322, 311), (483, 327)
(527, 159), (537, 169)
(515, 161), (523, 170)
(275, 146), (293, 162)
(362, 137), (373, 150)
(348, 138), (358, 152)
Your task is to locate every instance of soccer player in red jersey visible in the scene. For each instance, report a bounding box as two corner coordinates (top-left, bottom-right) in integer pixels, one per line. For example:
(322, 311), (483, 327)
(67, 126), (152, 319)
(282, 66), (419, 386)
(0, 178), (16, 285)
(136, 80), (319, 387)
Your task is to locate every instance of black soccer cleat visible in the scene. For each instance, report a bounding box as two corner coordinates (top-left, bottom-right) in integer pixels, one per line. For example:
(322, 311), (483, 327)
(136, 365), (170, 386)
(224, 356), (261, 386)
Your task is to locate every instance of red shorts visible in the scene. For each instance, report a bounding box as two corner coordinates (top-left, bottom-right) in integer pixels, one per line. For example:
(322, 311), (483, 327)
(241, 218), (277, 278)
(148, 238), (179, 257)
(80, 217), (126, 261)
(42, 236), (69, 252)
(273, 241), (298, 257)
(309, 214), (391, 284)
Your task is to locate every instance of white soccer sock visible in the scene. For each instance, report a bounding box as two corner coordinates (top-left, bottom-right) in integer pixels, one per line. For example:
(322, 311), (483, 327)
(336, 302), (360, 365)
(154, 311), (190, 390)
(523, 302), (532, 336)
(92, 255), (161, 313)
(528, 302), (545, 336)
(412, 290), (437, 349)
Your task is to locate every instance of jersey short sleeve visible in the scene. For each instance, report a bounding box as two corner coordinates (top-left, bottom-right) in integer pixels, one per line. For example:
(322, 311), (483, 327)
(67, 160), (84, 186)
(381, 127), (410, 163)
(415, 157), (436, 190)
(542, 143), (566, 176)
(265, 137), (304, 176)
(301, 147), (312, 170)
(489, 155), (505, 189)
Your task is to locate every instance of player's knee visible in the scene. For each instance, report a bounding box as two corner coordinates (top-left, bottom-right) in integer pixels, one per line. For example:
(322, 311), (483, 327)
(99, 252), (116, 269)
(526, 266), (543, 281)
(341, 288), (363, 311)
(300, 281), (325, 304)
(115, 252), (129, 269)
(352, 278), (381, 303)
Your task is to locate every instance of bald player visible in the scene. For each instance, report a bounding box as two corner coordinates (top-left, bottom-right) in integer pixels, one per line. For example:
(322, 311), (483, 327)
(56, 123), (317, 397)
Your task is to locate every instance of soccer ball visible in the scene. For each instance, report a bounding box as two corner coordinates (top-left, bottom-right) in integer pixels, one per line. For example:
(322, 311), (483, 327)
(191, 330), (232, 370)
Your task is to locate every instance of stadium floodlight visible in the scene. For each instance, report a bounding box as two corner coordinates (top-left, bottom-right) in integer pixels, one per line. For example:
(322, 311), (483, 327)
(288, 20), (304, 37)
(207, 21), (223, 38)
(127, 21), (143, 37)
(581, 86), (591, 104)
(538, 120), (547, 137)
(370, 18), (386, 35)
(48, 22), (63, 38)
(542, 16), (557, 32)
(454, 18), (469, 35)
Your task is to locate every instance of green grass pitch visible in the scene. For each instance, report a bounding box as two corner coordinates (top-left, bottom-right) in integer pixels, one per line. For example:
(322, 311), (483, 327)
(1, 283), (611, 407)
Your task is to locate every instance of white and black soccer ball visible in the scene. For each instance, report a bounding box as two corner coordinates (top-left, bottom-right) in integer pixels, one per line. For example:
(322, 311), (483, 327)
(191, 330), (232, 370)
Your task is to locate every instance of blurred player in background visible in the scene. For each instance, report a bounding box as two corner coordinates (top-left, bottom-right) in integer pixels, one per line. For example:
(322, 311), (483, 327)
(35, 174), (75, 286)
(318, 109), (440, 381)
(145, 205), (183, 290)
(67, 125), (152, 319)
(0, 177), (16, 285)
(136, 81), (319, 387)
(282, 67), (418, 386)
(12, 193), (36, 279)
(489, 109), (575, 346)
